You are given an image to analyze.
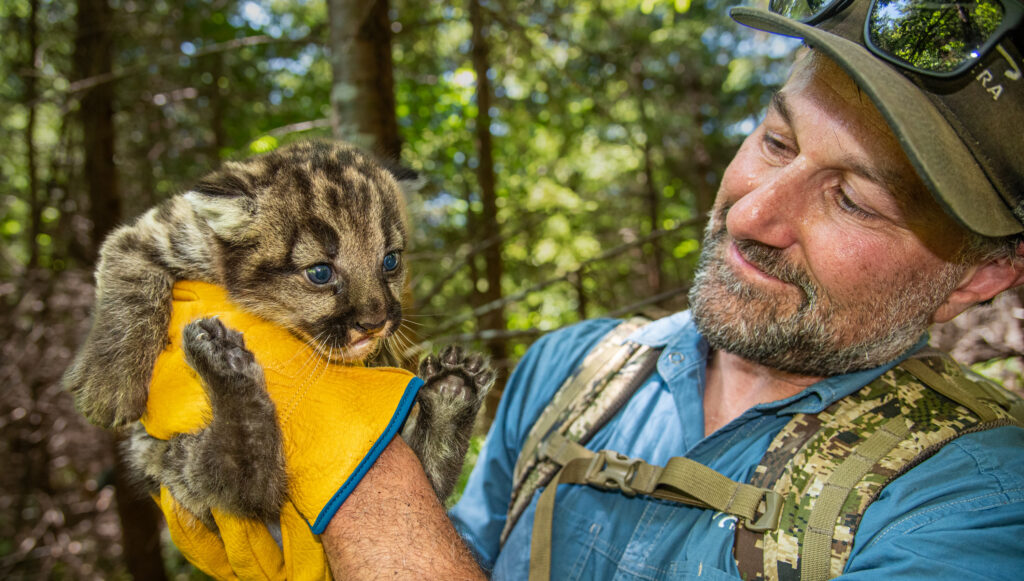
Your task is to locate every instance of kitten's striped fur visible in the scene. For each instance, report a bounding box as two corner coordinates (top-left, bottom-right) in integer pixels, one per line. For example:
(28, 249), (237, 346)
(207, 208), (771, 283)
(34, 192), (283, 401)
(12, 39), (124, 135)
(64, 140), (493, 527)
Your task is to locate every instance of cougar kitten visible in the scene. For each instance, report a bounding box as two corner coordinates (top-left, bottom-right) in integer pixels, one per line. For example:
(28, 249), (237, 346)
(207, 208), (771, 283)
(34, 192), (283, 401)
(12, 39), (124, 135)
(64, 140), (493, 527)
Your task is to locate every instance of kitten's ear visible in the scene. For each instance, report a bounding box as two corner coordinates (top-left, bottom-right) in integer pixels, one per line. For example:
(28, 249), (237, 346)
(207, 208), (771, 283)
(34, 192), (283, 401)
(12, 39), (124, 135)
(381, 161), (428, 198)
(184, 171), (257, 240)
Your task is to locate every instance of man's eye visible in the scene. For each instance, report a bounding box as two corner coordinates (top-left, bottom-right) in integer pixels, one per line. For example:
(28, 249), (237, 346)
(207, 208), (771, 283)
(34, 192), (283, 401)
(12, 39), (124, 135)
(835, 189), (874, 219)
(762, 132), (792, 158)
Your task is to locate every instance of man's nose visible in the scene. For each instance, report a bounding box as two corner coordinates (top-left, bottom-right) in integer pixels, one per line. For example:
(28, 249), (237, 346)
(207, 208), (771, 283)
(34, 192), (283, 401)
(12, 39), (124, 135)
(725, 161), (811, 249)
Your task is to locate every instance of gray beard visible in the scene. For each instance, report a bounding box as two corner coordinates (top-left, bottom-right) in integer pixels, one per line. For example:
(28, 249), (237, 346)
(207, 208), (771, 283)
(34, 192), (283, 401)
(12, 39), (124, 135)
(688, 208), (967, 376)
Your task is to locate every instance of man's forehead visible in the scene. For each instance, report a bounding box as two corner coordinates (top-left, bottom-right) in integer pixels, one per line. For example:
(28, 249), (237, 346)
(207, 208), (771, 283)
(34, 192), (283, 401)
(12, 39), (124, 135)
(773, 54), (940, 216)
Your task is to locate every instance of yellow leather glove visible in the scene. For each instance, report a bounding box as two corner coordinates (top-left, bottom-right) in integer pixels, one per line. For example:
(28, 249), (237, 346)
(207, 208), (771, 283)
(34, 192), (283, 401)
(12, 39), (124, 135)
(141, 281), (422, 580)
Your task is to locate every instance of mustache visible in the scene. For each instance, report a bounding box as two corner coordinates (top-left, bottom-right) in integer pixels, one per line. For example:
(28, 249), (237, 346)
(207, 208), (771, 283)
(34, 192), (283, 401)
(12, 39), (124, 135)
(735, 239), (818, 307)
(705, 205), (818, 306)
(734, 240), (803, 285)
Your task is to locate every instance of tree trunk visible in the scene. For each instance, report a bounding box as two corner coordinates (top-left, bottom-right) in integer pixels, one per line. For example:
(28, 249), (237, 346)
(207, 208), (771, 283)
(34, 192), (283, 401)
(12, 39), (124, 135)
(469, 0), (509, 417)
(641, 139), (663, 294)
(113, 435), (169, 581)
(327, 0), (401, 158)
(74, 0), (120, 256)
(74, 1), (167, 578)
(327, 0), (421, 372)
(25, 0), (41, 269)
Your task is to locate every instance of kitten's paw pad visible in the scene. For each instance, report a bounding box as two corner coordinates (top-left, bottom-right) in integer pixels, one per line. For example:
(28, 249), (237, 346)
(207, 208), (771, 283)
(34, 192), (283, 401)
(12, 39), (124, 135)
(419, 345), (496, 406)
(429, 374), (474, 403)
(183, 317), (262, 393)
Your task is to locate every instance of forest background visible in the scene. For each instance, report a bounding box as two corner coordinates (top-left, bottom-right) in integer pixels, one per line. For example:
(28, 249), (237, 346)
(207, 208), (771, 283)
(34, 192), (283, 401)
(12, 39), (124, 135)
(1, 0), (1021, 578)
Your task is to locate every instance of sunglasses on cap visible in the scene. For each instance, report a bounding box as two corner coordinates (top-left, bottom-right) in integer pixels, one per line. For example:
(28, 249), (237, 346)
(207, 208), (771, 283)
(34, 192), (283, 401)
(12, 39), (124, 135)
(769, 0), (1024, 77)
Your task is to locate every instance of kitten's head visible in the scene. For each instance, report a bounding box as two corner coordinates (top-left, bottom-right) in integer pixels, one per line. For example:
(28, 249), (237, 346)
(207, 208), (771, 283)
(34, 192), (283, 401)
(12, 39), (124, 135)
(185, 140), (416, 363)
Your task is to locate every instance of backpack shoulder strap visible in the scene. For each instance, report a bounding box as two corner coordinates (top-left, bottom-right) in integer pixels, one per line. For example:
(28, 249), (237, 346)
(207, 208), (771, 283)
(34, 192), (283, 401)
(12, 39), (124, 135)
(735, 350), (1024, 581)
(501, 315), (661, 545)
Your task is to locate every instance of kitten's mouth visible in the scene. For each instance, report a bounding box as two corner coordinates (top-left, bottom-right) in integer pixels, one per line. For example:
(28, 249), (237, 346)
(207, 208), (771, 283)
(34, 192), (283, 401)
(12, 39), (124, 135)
(302, 323), (392, 364)
(333, 328), (390, 363)
(341, 335), (378, 362)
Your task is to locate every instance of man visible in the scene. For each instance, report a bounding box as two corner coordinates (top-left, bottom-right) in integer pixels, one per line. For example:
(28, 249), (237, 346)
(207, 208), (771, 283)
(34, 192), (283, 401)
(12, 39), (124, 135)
(320, 0), (1024, 578)
(446, 1), (1024, 579)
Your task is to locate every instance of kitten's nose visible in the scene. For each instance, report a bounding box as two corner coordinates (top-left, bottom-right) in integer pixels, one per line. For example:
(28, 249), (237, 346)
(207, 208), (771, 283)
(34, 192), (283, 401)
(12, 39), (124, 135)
(355, 319), (387, 333)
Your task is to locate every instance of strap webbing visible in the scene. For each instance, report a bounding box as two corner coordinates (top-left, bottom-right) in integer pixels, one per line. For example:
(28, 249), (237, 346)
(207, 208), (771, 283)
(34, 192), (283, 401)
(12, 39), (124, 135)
(900, 358), (999, 423)
(799, 416), (910, 581)
(516, 340), (642, 475)
(502, 318), (661, 545)
(528, 433), (782, 581)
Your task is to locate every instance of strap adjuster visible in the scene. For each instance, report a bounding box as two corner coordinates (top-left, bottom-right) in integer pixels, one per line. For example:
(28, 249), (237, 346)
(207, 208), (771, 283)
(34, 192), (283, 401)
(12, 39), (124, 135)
(584, 450), (643, 497)
(744, 490), (783, 532)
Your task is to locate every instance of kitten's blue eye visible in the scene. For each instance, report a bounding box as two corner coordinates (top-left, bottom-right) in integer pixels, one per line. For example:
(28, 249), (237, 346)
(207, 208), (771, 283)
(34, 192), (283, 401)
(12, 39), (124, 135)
(305, 264), (333, 285)
(382, 252), (400, 272)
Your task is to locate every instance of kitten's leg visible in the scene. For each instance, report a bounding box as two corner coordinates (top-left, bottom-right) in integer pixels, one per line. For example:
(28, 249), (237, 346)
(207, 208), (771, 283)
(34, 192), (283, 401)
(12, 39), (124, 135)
(122, 423), (220, 530)
(63, 226), (176, 429)
(402, 345), (495, 503)
(152, 317), (288, 523)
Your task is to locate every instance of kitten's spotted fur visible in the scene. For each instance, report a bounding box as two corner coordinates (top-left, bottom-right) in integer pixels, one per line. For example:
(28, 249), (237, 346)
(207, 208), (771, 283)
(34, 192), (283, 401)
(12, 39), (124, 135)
(63, 140), (493, 528)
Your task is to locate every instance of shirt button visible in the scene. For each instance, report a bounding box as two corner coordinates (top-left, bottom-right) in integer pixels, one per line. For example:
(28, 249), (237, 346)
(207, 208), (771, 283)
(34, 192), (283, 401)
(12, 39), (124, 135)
(668, 352), (685, 364)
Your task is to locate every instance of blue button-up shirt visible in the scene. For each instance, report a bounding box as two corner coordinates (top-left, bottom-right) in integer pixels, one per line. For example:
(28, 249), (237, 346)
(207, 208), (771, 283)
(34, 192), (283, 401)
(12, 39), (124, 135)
(450, 312), (1024, 579)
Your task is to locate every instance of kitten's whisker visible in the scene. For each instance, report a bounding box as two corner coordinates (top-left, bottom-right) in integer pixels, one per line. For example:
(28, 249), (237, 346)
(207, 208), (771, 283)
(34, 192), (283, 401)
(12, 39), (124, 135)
(394, 328), (412, 352)
(297, 331), (335, 383)
(394, 327), (421, 361)
(295, 331), (328, 374)
(383, 336), (397, 363)
(279, 331), (324, 371)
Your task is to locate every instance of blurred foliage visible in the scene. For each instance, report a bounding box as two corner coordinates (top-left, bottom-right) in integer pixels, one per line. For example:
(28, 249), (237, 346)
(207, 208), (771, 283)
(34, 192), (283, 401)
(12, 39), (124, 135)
(2, 0), (1019, 578)
(0, 0), (804, 577)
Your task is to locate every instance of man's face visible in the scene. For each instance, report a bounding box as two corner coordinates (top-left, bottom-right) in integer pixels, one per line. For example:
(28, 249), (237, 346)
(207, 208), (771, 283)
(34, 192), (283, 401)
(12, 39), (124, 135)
(689, 53), (973, 376)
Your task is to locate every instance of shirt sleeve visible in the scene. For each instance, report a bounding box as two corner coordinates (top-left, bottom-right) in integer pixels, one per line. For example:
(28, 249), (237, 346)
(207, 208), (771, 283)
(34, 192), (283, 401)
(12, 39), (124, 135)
(840, 426), (1024, 580)
(448, 318), (621, 570)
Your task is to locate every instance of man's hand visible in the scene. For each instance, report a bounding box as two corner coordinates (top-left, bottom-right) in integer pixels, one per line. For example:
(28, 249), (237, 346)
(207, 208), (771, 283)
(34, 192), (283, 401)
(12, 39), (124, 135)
(322, 436), (486, 579)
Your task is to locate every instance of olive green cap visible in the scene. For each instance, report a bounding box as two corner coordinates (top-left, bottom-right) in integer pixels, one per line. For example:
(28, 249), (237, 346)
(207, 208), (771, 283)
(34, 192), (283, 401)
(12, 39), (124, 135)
(731, 2), (1024, 236)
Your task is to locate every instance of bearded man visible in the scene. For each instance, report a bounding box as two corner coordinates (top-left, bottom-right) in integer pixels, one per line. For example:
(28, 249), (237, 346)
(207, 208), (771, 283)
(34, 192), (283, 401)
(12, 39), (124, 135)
(444, 1), (1024, 579)
(319, 1), (1024, 578)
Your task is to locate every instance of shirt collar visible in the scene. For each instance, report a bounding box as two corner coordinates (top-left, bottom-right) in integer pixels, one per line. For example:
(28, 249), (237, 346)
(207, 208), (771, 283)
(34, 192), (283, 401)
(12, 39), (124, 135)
(766, 334), (930, 414)
(627, 310), (697, 348)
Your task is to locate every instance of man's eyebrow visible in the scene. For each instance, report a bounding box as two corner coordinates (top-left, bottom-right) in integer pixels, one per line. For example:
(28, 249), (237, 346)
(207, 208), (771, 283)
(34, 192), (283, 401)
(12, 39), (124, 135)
(843, 155), (924, 210)
(768, 91), (792, 127)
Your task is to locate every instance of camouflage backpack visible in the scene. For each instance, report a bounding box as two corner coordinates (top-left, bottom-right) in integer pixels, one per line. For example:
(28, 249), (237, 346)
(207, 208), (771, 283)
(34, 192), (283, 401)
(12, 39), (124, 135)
(505, 317), (1024, 581)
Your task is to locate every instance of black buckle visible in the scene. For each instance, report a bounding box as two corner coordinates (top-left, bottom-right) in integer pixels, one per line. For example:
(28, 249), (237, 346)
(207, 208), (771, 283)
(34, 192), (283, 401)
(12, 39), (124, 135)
(584, 450), (643, 497)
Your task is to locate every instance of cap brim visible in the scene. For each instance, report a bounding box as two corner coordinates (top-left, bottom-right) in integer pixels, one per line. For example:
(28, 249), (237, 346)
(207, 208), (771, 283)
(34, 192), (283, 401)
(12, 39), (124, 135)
(730, 6), (1022, 236)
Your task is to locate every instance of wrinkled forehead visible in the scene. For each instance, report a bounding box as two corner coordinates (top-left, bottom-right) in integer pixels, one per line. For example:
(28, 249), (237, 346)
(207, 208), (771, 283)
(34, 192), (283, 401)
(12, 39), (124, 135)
(784, 52), (903, 153)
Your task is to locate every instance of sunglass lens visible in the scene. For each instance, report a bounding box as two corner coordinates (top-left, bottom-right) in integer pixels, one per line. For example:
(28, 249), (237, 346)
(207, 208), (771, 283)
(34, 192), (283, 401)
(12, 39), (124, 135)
(769, 0), (842, 22)
(868, 0), (1005, 73)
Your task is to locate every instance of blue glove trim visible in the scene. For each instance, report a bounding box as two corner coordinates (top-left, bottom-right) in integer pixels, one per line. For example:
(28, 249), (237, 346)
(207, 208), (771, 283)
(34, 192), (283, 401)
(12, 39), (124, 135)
(310, 375), (425, 534)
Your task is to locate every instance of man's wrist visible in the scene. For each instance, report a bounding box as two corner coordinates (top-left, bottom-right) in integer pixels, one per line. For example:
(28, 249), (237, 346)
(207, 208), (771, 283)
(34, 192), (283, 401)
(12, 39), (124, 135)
(322, 436), (485, 579)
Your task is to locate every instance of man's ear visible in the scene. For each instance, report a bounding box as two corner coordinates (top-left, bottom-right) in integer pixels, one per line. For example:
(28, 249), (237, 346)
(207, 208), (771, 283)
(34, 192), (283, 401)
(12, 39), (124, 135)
(932, 251), (1024, 323)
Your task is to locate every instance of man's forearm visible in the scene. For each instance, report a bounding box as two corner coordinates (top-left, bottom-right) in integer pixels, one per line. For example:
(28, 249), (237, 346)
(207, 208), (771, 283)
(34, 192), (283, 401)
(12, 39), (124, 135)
(322, 436), (485, 579)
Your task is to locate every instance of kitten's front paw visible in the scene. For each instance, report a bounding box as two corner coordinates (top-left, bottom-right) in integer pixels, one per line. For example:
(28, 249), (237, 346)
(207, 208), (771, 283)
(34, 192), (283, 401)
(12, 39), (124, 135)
(407, 346), (496, 501)
(64, 354), (149, 429)
(418, 345), (495, 412)
(183, 317), (263, 396)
